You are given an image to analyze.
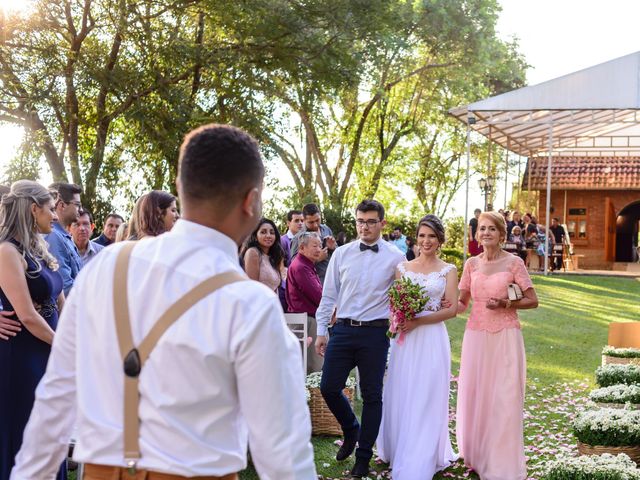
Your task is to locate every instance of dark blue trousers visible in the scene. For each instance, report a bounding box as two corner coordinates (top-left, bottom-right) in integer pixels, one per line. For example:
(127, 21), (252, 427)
(320, 322), (389, 461)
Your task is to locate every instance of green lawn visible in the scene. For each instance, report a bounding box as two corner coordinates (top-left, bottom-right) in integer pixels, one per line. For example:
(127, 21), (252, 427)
(241, 274), (640, 480)
(68, 275), (639, 480)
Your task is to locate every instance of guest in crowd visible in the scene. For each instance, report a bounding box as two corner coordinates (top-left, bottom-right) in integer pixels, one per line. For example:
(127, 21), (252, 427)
(286, 231), (324, 373)
(93, 213), (124, 247)
(549, 218), (565, 270)
(391, 226), (408, 254)
(0, 180), (66, 480)
(405, 236), (418, 260)
(69, 209), (104, 266)
(336, 231), (347, 247)
(316, 200), (405, 478)
(509, 225), (527, 262)
(290, 203), (336, 283)
(128, 190), (179, 240)
(11, 124), (315, 479)
(525, 223), (540, 270)
(457, 211), (538, 480)
(468, 208), (483, 256)
(536, 225), (553, 271)
(242, 218), (286, 295)
(46, 182), (83, 296)
(114, 222), (128, 243)
(508, 210), (524, 236)
(281, 209), (304, 265)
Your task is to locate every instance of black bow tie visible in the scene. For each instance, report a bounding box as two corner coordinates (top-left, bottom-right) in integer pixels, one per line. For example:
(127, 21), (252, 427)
(360, 243), (379, 253)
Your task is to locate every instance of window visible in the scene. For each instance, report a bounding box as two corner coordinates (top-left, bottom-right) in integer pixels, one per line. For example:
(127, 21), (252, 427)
(567, 208), (587, 240)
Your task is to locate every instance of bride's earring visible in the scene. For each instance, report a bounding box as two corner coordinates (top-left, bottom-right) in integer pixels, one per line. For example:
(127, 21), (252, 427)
(32, 213), (38, 232)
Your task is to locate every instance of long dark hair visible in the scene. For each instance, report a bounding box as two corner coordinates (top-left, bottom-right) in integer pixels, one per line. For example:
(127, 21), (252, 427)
(128, 190), (175, 240)
(242, 218), (285, 274)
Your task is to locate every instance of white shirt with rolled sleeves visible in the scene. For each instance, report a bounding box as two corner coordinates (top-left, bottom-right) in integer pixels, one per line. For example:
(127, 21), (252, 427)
(316, 239), (405, 337)
(11, 219), (316, 480)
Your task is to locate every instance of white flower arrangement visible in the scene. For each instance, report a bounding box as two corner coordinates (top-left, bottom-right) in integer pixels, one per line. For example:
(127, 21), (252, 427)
(603, 346), (640, 359)
(573, 409), (640, 446)
(542, 453), (640, 480)
(590, 384), (640, 405)
(305, 372), (356, 389)
(596, 364), (640, 387)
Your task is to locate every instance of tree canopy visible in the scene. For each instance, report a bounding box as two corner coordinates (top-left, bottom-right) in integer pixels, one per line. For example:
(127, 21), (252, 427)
(0, 0), (527, 224)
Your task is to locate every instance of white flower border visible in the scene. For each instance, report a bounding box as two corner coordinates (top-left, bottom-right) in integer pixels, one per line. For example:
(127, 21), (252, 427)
(305, 371), (356, 389)
(573, 408), (640, 435)
(603, 346), (640, 358)
(590, 384), (640, 404)
(543, 453), (640, 478)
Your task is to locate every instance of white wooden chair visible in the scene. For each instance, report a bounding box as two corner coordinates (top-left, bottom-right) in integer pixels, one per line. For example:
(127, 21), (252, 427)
(284, 313), (308, 375)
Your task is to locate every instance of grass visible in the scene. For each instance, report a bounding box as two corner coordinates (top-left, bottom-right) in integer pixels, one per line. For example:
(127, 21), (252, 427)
(241, 274), (640, 479)
(69, 275), (640, 480)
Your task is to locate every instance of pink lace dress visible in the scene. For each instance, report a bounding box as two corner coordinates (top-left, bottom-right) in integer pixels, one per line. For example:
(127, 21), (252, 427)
(456, 253), (533, 480)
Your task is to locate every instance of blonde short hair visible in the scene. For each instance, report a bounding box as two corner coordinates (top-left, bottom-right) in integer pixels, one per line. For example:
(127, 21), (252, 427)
(478, 211), (507, 243)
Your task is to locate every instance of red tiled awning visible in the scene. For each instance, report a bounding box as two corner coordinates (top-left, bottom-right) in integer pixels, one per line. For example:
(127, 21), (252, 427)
(522, 156), (640, 190)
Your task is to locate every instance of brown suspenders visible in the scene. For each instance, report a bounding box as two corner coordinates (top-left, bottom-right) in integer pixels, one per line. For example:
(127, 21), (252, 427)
(113, 242), (247, 471)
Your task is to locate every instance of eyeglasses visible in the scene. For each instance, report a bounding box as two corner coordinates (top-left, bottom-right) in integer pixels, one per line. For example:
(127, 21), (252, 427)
(356, 219), (380, 227)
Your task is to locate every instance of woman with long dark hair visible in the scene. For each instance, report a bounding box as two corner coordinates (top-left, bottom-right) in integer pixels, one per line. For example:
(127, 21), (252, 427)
(241, 218), (286, 294)
(128, 190), (179, 240)
(0, 180), (66, 480)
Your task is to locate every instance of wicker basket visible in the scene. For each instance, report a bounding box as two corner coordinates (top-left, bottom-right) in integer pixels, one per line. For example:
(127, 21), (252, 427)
(595, 402), (640, 410)
(577, 441), (640, 464)
(602, 355), (640, 366)
(308, 386), (353, 436)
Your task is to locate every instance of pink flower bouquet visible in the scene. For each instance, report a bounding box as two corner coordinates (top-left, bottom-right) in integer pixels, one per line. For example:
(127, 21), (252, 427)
(387, 276), (429, 345)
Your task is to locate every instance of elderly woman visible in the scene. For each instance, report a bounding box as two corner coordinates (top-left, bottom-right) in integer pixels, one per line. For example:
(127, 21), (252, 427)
(456, 211), (539, 480)
(0, 180), (66, 480)
(508, 225), (527, 262)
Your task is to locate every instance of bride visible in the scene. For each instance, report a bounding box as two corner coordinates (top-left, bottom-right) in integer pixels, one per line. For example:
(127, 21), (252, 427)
(377, 214), (459, 479)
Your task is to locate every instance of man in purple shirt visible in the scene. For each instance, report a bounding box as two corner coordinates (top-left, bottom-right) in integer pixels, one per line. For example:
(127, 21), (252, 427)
(281, 209), (304, 266)
(286, 231), (324, 373)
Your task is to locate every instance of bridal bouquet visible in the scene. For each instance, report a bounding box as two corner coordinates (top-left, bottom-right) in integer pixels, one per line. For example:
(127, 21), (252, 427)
(387, 276), (429, 345)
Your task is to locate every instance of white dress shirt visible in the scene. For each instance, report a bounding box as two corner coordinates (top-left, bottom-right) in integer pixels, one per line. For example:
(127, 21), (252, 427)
(11, 219), (316, 480)
(316, 238), (405, 336)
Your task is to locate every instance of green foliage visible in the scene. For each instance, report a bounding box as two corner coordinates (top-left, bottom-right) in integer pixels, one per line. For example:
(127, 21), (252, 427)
(542, 454), (640, 480)
(603, 346), (640, 359)
(573, 409), (640, 447)
(322, 207), (356, 241)
(596, 365), (640, 388)
(445, 216), (465, 250)
(441, 248), (463, 277)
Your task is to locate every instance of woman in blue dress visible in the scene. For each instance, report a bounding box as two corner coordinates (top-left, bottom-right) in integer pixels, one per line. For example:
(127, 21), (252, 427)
(0, 180), (66, 480)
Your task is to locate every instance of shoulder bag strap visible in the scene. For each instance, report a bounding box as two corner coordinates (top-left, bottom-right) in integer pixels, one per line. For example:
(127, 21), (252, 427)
(112, 242), (248, 465)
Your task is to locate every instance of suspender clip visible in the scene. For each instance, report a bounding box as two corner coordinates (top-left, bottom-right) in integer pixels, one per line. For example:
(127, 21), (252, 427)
(126, 459), (137, 475)
(124, 348), (141, 377)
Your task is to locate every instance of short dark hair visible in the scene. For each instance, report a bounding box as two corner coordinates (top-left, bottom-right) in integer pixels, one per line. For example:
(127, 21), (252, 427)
(552, 217), (560, 222)
(287, 209), (302, 221)
(302, 203), (320, 217)
(105, 213), (125, 223)
(49, 182), (82, 203)
(393, 226), (402, 232)
(178, 124), (264, 211)
(356, 199), (385, 220)
(77, 209), (94, 224)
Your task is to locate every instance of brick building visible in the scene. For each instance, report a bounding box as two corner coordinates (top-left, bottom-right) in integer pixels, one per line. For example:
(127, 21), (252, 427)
(523, 156), (640, 269)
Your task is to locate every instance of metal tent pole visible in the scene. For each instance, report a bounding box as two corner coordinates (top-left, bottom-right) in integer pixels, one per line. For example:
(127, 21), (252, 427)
(544, 125), (553, 276)
(463, 116), (474, 264)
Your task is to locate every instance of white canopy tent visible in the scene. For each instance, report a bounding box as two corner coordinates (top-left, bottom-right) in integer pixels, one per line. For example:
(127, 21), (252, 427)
(450, 51), (640, 274)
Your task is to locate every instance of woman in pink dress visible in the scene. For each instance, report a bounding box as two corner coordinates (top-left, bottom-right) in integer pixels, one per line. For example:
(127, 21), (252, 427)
(456, 211), (539, 480)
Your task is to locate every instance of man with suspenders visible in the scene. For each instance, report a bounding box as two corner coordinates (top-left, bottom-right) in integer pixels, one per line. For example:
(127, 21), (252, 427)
(11, 125), (316, 479)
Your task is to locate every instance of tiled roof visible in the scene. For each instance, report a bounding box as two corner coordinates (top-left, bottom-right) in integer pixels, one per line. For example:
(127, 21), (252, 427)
(522, 157), (640, 190)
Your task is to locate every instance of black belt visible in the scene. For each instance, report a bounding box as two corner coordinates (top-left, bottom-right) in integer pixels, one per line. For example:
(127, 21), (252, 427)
(336, 318), (389, 328)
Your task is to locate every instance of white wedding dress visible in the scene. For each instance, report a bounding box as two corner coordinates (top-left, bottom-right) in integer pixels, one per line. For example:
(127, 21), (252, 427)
(377, 262), (458, 479)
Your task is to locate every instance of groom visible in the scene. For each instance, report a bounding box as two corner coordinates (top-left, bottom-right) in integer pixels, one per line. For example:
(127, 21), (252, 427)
(315, 199), (404, 478)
